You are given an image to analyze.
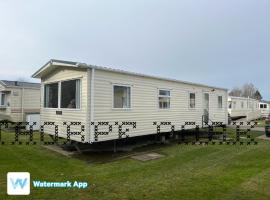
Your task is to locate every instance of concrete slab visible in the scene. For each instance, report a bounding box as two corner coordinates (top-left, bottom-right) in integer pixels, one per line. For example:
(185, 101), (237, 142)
(131, 152), (164, 162)
(42, 145), (77, 157)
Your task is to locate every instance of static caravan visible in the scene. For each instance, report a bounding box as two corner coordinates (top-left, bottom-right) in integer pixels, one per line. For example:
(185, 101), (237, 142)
(259, 100), (270, 118)
(228, 96), (261, 121)
(0, 80), (41, 126)
(32, 59), (228, 143)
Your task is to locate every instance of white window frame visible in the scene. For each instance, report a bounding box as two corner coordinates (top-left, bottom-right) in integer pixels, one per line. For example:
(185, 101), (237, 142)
(112, 84), (132, 110)
(0, 92), (6, 106)
(43, 82), (59, 109)
(228, 101), (232, 109)
(189, 92), (196, 109)
(158, 89), (171, 109)
(43, 78), (82, 110)
(60, 79), (81, 110)
(233, 101), (236, 109)
(218, 95), (223, 109)
(241, 101), (244, 109)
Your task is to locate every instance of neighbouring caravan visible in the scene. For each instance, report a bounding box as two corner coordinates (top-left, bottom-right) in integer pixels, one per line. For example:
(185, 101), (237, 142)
(228, 96), (261, 121)
(32, 59), (228, 143)
(259, 100), (270, 118)
(0, 80), (41, 123)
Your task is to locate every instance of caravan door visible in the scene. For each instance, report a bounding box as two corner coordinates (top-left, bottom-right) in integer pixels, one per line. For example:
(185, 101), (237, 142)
(203, 93), (210, 124)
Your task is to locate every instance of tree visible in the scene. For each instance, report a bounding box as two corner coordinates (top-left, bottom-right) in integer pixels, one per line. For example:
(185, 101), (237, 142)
(254, 90), (263, 100)
(229, 83), (263, 100)
(242, 83), (257, 98)
(229, 87), (242, 97)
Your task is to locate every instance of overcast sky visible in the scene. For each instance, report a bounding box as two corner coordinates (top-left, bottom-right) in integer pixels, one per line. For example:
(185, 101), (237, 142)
(0, 0), (269, 98)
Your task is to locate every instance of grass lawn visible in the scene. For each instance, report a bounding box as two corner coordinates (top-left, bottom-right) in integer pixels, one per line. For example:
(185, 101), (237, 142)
(255, 119), (266, 127)
(0, 130), (270, 200)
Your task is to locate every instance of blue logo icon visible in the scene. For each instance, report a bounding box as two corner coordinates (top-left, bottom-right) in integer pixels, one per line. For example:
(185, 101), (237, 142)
(7, 172), (30, 195)
(10, 178), (28, 189)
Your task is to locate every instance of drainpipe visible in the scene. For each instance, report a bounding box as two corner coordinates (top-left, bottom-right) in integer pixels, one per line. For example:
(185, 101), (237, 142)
(90, 68), (95, 143)
(21, 87), (24, 121)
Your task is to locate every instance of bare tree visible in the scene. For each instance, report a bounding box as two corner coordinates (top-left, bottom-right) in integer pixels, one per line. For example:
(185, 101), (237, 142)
(229, 87), (242, 97)
(241, 83), (257, 98)
(229, 83), (263, 99)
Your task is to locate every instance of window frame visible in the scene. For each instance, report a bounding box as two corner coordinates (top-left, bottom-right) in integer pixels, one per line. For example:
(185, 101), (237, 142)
(218, 95), (223, 109)
(43, 81), (59, 109)
(157, 89), (171, 110)
(241, 101), (244, 109)
(189, 92), (196, 109)
(43, 78), (82, 110)
(0, 92), (6, 106)
(233, 101), (236, 109)
(112, 84), (132, 110)
(228, 101), (232, 109)
(60, 79), (81, 110)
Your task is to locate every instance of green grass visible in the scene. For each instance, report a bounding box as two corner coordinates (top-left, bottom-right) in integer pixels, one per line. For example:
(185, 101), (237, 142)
(254, 119), (266, 127)
(0, 130), (270, 200)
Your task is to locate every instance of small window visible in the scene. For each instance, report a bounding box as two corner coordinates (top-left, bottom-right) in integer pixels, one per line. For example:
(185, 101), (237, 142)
(233, 101), (236, 109)
(44, 83), (59, 108)
(218, 96), (223, 108)
(228, 101), (232, 109)
(159, 89), (170, 109)
(189, 93), (196, 108)
(113, 85), (131, 108)
(61, 79), (81, 109)
(0, 93), (5, 106)
(241, 101), (244, 109)
(260, 104), (263, 109)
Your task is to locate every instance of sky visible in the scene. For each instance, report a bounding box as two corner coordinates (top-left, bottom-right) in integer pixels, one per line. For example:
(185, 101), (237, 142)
(0, 0), (269, 98)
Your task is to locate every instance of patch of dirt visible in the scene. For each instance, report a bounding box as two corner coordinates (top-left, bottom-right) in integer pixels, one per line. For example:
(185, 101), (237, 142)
(131, 152), (165, 162)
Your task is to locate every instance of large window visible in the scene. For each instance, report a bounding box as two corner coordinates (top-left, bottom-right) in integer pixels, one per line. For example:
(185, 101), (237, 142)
(218, 96), (223, 108)
(61, 80), (80, 109)
(189, 93), (195, 108)
(44, 79), (81, 109)
(0, 93), (5, 106)
(159, 89), (170, 109)
(260, 104), (267, 109)
(44, 83), (58, 108)
(113, 85), (131, 108)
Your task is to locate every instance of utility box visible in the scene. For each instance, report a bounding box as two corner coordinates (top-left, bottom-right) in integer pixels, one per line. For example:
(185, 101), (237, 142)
(26, 114), (40, 131)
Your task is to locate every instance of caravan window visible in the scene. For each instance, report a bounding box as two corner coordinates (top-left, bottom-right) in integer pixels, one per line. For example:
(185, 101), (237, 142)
(218, 96), (223, 108)
(159, 89), (170, 109)
(228, 101), (232, 109)
(261, 104), (267, 109)
(61, 79), (81, 109)
(0, 93), (5, 106)
(44, 83), (58, 108)
(113, 85), (131, 108)
(189, 93), (196, 108)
